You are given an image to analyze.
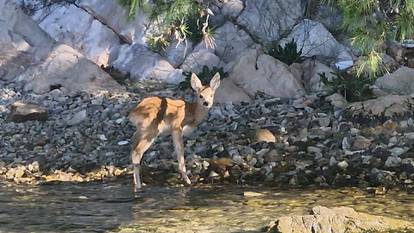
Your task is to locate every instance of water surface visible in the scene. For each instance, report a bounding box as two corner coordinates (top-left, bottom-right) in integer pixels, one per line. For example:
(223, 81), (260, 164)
(0, 179), (413, 233)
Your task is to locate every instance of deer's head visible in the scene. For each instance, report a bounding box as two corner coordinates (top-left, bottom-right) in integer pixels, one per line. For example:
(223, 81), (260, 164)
(191, 72), (221, 109)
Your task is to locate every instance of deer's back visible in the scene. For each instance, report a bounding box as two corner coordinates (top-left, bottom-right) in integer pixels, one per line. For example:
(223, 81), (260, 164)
(129, 96), (187, 132)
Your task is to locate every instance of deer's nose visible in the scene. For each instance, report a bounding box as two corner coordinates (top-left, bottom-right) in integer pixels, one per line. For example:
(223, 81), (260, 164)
(203, 102), (209, 107)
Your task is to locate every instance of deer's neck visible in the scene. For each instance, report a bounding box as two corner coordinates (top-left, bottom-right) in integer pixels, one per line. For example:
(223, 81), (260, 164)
(184, 102), (209, 127)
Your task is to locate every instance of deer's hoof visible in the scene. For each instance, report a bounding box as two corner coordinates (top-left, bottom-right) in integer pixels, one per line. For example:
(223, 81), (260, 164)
(182, 175), (192, 186)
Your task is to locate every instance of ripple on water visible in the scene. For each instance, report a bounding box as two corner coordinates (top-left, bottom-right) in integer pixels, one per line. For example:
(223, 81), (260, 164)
(0, 180), (413, 233)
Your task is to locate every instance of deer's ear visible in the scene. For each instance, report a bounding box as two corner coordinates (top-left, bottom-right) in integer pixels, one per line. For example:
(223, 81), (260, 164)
(209, 72), (221, 91)
(191, 73), (203, 92)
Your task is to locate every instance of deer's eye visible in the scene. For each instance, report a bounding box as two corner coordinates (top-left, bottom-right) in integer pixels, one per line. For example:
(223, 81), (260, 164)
(199, 95), (203, 99)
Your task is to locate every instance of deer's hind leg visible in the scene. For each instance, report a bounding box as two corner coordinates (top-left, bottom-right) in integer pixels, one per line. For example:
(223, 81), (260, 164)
(131, 130), (157, 192)
(172, 130), (191, 185)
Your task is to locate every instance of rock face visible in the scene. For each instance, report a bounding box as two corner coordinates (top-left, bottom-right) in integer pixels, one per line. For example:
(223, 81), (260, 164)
(301, 59), (336, 93)
(346, 95), (414, 119)
(18, 44), (124, 94)
(267, 206), (414, 233)
(228, 49), (305, 98)
(213, 22), (255, 63)
(37, 4), (120, 66)
(374, 67), (414, 95)
(111, 43), (182, 84)
(237, 0), (306, 45)
(0, 0), (54, 81)
(279, 20), (353, 65)
(214, 78), (252, 103)
(9, 101), (48, 122)
(181, 49), (221, 74)
(1, 0), (124, 94)
(77, 0), (149, 44)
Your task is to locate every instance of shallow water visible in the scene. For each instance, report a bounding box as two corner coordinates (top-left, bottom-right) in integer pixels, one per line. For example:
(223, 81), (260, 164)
(0, 179), (413, 233)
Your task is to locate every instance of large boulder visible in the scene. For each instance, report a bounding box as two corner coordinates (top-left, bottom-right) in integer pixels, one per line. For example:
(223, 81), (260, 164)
(301, 59), (336, 93)
(227, 49), (305, 98)
(267, 206), (414, 233)
(17, 44), (125, 94)
(181, 49), (221, 74)
(214, 78), (252, 104)
(0, 0), (54, 81)
(346, 95), (414, 119)
(77, 0), (149, 44)
(111, 43), (183, 84)
(237, 0), (306, 45)
(160, 39), (193, 68)
(279, 20), (353, 67)
(9, 101), (48, 122)
(213, 22), (255, 63)
(37, 4), (120, 66)
(220, 0), (244, 19)
(374, 66), (414, 95)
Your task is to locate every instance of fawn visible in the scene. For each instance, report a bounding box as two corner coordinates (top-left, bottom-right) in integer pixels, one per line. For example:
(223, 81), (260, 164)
(128, 72), (221, 192)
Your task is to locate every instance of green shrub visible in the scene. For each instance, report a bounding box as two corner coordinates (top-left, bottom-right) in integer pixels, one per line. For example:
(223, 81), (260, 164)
(179, 66), (227, 90)
(119, 0), (215, 51)
(319, 71), (375, 102)
(268, 39), (304, 65)
(324, 0), (414, 77)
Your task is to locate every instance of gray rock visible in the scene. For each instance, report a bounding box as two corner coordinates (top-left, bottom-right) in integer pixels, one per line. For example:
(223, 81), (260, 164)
(181, 49), (221, 74)
(214, 78), (252, 104)
(237, 0), (305, 45)
(374, 66), (414, 95)
(78, 0), (149, 44)
(337, 161), (349, 170)
(346, 95), (414, 119)
(213, 22), (254, 63)
(385, 156), (402, 168)
(67, 110), (87, 126)
(38, 4), (120, 66)
(18, 44), (124, 94)
(279, 20), (353, 65)
(352, 135), (371, 151)
(221, 0), (244, 18)
(111, 43), (179, 83)
(227, 49), (305, 98)
(161, 39), (193, 68)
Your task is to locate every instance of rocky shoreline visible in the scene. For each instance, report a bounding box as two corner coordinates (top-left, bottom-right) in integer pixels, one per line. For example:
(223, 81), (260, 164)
(1, 80), (414, 193)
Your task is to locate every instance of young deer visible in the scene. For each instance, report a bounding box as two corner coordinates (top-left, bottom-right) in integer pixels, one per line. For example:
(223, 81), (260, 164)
(128, 73), (221, 192)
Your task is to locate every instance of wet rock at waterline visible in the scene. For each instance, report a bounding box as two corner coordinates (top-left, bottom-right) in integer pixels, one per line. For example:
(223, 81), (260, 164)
(266, 206), (414, 233)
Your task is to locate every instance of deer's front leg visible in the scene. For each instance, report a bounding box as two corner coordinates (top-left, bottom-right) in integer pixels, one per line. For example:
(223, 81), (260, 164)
(172, 130), (191, 185)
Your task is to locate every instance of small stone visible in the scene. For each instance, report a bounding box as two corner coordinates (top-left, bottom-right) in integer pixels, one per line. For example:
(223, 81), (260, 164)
(318, 118), (330, 127)
(98, 134), (107, 141)
(209, 170), (220, 178)
(115, 118), (124, 124)
(264, 149), (281, 162)
(254, 129), (276, 143)
(248, 158), (257, 167)
(352, 135), (371, 150)
(337, 161), (349, 170)
(243, 191), (264, 197)
(389, 147), (409, 156)
(67, 110), (87, 126)
(385, 156), (402, 168)
(342, 137), (351, 150)
(117, 141), (129, 146)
